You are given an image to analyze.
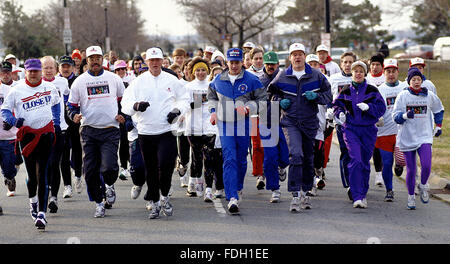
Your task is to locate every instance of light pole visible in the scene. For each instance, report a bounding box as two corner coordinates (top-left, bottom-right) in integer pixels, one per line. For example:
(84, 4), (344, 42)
(104, 0), (111, 52)
(63, 0), (72, 55)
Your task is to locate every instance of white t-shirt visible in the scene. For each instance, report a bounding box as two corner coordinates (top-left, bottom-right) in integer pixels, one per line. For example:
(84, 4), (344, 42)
(229, 74), (238, 86)
(324, 61), (341, 77)
(293, 70), (305, 80)
(0, 83), (18, 140)
(45, 76), (70, 131)
(393, 89), (444, 152)
(367, 74), (386, 87)
(68, 70), (125, 129)
(329, 72), (352, 100)
(377, 81), (409, 137)
(2, 81), (60, 130)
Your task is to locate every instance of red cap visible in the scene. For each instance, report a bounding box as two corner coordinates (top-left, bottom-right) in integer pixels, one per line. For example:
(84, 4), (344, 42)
(72, 49), (82, 60)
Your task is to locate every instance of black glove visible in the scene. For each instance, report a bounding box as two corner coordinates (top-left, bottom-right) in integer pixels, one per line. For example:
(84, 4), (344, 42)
(190, 102), (201, 109)
(3, 121), (13, 131)
(54, 125), (62, 135)
(15, 118), (25, 129)
(133, 102), (150, 112)
(167, 108), (181, 124)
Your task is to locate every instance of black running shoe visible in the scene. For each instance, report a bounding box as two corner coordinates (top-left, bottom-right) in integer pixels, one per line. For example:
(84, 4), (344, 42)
(394, 165), (403, 176)
(347, 188), (353, 201)
(48, 200), (58, 214)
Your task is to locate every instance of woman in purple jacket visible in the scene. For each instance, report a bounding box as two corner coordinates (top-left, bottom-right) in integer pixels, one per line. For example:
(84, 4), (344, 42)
(333, 61), (386, 209)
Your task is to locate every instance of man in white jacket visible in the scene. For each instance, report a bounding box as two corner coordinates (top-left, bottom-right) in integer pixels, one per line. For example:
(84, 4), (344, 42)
(121, 47), (190, 219)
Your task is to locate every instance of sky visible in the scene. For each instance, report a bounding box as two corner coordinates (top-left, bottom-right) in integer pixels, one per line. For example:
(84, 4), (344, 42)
(15, 0), (413, 36)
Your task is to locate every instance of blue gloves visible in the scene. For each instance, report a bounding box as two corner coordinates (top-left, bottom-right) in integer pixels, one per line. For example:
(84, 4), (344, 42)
(402, 110), (414, 120)
(304, 91), (318, 101)
(280, 99), (291, 110)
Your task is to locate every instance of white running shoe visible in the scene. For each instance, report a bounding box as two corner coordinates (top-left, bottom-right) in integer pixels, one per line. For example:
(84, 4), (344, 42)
(148, 201), (161, 219)
(256, 176), (266, 190)
(301, 195), (312, 210)
(195, 182), (204, 197)
(227, 198), (240, 215)
(119, 168), (129, 181)
(180, 175), (188, 188)
(186, 178), (196, 197)
(204, 188), (213, 203)
(94, 202), (105, 218)
(105, 185), (116, 205)
(161, 196), (173, 217)
(146, 201), (153, 211)
(6, 190), (15, 197)
(407, 195), (416, 210)
(375, 172), (384, 187)
(74, 177), (83, 194)
(353, 200), (365, 209)
(5, 178), (16, 197)
(214, 189), (224, 199)
(290, 196), (301, 213)
(131, 185), (142, 200)
(270, 190), (281, 203)
(35, 212), (47, 230)
(418, 183), (430, 204)
(63, 185), (73, 199)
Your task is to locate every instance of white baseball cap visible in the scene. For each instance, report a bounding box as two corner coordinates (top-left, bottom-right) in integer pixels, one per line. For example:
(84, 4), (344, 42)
(384, 58), (398, 69)
(409, 57), (426, 67)
(205, 46), (216, 54)
(351, 61), (368, 74)
(289, 43), (306, 55)
(243, 42), (256, 49)
(4, 54), (16, 61)
(86, 46), (103, 57)
(306, 54), (320, 64)
(316, 44), (329, 53)
(146, 47), (164, 59)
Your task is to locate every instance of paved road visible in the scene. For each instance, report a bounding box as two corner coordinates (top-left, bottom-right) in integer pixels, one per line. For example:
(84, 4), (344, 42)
(0, 143), (449, 244)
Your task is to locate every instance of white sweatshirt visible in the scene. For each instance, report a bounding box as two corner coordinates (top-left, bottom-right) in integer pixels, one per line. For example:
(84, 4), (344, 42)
(45, 76), (70, 131)
(2, 80), (60, 130)
(324, 61), (341, 77)
(377, 81), (409, 137)
(121, 71), (190, 136)
(366, 74), (385, 87)
(393, 89), (444, 152)
(184, 79), (216, 136)
(329, 72), (352, 100)
(0, 83), (18, 140)
(68, 70), (125, 129)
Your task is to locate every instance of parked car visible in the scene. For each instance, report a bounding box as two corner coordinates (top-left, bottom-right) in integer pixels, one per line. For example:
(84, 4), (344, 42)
(433, 36), (450, 61)
(330, 47), (349, 61)
(394, 44), (434, 59)
(276, 51), (289, 68)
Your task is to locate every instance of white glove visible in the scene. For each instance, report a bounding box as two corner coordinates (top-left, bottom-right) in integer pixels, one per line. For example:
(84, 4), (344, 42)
(357, 103), (369, 111)
(326, 108), (334, 120)
(376, 117), (384, 127)
(339, 112), (346, 124)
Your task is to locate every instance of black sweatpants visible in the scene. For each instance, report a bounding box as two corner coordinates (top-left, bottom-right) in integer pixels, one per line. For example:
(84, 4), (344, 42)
(177, 135), (190, 167)
(49, 130), (72, 197)
(21, 133), (54, 213)
(139, 132), (177, 203)
(314, 139), (325, 170)
(212, 148), (224, 191)
(119, 124), (130, 169)
(80, 126), (120, 204)
(187, 135), (216, 188)
(67, 123), (82, 177)
(373, 147), (383, 173)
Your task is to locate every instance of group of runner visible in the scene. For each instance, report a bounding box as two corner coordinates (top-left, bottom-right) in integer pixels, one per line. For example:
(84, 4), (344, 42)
(0, 40), (444, 230)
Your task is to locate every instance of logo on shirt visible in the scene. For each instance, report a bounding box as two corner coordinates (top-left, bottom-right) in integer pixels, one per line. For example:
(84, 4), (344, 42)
(21, 91), (52, 103)
(238, 84), (248, 94)
(21, 92), (53, 111)
(87, 85), (110, 99)
(406, 105), (427, 116)
(386, 96), (397, 107)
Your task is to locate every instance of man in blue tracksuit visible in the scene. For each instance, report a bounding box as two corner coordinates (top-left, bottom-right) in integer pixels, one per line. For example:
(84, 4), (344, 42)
(259, 51), (289, 203)
(268, 43), (332, 213)
(208, 48), (267, 215)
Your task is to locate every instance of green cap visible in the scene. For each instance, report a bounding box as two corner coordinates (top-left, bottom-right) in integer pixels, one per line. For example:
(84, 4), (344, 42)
(263, 51), (279, 64)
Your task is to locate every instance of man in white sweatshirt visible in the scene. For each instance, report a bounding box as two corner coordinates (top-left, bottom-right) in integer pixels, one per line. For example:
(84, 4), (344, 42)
(121, 47), (190, 219)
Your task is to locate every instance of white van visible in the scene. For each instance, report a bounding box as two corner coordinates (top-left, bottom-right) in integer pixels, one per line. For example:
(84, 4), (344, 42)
(433, 36), (450, 61)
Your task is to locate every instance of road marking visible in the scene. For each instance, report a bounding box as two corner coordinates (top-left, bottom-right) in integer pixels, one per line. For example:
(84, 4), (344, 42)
(213, 199), (227, 217)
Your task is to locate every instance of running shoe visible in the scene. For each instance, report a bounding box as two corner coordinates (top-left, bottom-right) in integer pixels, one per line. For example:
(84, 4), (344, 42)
(0, 205), (3, 215)
(178, 163), (188, 177)
(270, 190), (281, 203)
(94, 202), (105, 218)
(195, 182), (204, 197)
(278, 167), (287, 182)
(353, 200), (365, 209)
(148, 202), (161, 219)
(256, 176), (266, 190)
(5, 178), (16, 197)
(119, 168), (129, 181)
(161, 196), (173, 217)
(290, 196), (301, 213)
(418, 183), (430, 204)
(48, 197), (58, 214)
(105, 185), (116, 205)
(384, 190), (394, 202)
(204, 188), (213, 203)
(214, 189), (224, 199)
(35, 212), (47, 230)
(375, 172), (384, 187)
(227, 198), (240, 215)
(186, 181), (197, 197)
(301, 195), (312, 210)
(306, 187), (317, 197)
(63, 185), (73, 199)
(131, 185), (142, 200)
(74, 176), (83, 194)
(347, 188), (353, 201)
(407, 195), (416, 210)
(30, 202), (38, 221)
(180, 175), (188, 188)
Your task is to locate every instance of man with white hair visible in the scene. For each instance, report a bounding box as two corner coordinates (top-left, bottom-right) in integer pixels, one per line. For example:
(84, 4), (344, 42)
(4, 54), (25, 80)
(121, 47), (189, 219)
(316, 45), (340, 77)
(68, 46), (126, 218)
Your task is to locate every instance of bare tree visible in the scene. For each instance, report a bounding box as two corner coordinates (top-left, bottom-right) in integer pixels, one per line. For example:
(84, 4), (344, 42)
(177, 0), (281, 49)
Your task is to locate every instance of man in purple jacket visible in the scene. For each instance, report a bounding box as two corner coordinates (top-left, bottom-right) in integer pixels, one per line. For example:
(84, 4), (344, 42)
(333, 61), (386, 209)
(268, 43), (332, 212)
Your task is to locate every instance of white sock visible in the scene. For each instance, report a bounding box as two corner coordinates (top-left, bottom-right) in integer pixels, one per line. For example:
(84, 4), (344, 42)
(30, 196), (38, 204)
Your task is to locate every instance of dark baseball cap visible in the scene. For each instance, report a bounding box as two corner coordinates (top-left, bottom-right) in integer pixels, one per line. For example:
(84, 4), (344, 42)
(1, 61), (13, 72)
(59, 55), (75, 66)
